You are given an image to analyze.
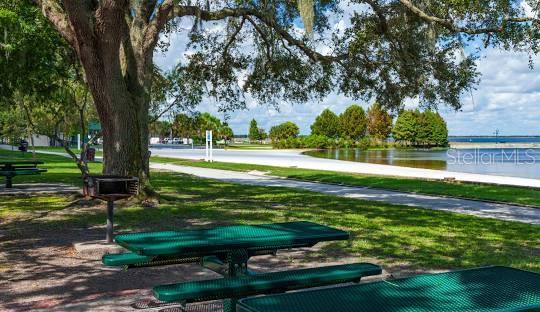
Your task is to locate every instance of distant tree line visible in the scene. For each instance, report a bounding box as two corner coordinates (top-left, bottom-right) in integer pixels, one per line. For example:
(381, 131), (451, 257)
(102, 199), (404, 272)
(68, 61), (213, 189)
(261, 103), (448, 149)
(267, 103), (393, 149)
(150, 112), (234, 144)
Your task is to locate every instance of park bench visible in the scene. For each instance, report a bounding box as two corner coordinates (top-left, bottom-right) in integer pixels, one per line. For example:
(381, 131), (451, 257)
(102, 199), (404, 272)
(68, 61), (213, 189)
(103, 252), (202, 268)
(153, 262), (382, 303)
(103, 253), (381, 305)
(237, 266), (540, 312)
(0, 161), (47, 188)
(103, 248), (279, 269)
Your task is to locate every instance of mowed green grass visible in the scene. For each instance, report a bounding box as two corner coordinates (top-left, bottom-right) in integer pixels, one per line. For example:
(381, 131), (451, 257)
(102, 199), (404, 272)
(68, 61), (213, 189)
(0, 149), (102, 186)
(150, 157), (540, 207)
(0, 149), (538, 272)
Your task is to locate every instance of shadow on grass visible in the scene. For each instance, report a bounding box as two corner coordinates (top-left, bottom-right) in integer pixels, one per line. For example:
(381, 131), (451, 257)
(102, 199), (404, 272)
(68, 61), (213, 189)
(0, 167), (539, 307)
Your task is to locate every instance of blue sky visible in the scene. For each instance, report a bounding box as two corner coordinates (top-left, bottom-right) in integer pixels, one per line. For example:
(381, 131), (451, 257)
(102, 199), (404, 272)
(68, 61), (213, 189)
(154, 9), (540, 136)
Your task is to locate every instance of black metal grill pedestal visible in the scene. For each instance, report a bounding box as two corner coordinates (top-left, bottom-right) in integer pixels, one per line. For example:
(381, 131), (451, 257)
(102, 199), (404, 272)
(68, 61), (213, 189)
(83, 175), (139, 243)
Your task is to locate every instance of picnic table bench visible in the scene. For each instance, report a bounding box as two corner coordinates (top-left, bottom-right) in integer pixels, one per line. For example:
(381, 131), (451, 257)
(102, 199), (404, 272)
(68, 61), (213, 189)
(237, 266), (540, 312)
(0, 160), (47, 188)
(103, 221), (382, 311)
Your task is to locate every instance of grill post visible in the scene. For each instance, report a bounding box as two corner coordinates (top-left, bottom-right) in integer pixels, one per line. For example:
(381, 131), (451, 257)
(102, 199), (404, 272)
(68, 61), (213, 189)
(82, 175), (138, 243)
(106, 200), (114, 243)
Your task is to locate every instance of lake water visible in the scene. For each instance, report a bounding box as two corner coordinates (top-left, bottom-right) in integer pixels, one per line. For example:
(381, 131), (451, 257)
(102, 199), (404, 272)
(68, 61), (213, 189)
(304, 148), (540, 180)
(449, 136), (540, 143)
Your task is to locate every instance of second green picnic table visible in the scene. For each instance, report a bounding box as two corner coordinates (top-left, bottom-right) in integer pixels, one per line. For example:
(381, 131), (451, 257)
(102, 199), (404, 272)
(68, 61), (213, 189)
(0, 160), (46, 188)
(110, 221), (351, 310)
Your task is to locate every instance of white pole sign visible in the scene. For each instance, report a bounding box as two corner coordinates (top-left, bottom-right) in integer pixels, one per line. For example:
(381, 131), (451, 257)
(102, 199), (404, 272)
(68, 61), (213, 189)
(205, 130), (209, 161)
(205, 130), (213, 162)
(209, 130), (213, 162)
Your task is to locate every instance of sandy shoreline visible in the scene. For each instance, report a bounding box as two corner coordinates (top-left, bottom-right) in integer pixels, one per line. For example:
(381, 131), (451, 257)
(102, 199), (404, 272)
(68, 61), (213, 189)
(449, 142), (540, 149)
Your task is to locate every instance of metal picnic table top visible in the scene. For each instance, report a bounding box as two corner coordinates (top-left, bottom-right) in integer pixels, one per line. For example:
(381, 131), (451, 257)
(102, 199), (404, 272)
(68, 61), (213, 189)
(114, 221), (349, 257)
(237, 266), (540, 312)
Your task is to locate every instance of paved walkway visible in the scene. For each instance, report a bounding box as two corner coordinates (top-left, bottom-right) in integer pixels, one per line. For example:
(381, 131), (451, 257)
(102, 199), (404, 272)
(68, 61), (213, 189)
(151, 163), (540, 225)
(150, 148), (540, 188)
(2, 145), (538, 225)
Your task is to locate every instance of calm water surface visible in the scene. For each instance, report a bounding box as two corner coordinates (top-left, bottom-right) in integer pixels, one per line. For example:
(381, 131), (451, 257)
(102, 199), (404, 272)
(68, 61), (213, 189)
(304, 148), (540, 180)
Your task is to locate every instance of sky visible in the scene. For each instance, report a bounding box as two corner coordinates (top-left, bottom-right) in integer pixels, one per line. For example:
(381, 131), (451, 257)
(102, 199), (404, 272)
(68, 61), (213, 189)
(154, 6), (540, 137)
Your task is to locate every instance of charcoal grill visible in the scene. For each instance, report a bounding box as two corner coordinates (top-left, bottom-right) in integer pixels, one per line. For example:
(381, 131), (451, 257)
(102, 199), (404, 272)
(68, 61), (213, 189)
(83, 175), (139, 243)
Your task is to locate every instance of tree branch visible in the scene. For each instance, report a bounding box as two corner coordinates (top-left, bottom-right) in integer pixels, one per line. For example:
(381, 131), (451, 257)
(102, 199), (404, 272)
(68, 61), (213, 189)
(62, 1), (96, 40)
(247, 9), (346, 63)
(363, 0), (389, 33)
(149, 101), (177, 123)
(144, 4), (346, 63)
(136, 0), (158, 23)
(36, 0), (78, 48)
(222, 17), (246, 58)
(399, 0), (537, 34)
(50, 132), (90, 177)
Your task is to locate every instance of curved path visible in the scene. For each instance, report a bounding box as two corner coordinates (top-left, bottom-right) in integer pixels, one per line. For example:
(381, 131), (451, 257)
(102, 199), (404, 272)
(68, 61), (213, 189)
(151, 163), (540, 225)
(150, 148), (540, 188)
(2, 145), (537, 224)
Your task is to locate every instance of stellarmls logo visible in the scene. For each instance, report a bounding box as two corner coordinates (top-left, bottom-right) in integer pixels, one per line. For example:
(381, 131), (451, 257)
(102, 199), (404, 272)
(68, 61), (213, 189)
(447, 149), (537, 165)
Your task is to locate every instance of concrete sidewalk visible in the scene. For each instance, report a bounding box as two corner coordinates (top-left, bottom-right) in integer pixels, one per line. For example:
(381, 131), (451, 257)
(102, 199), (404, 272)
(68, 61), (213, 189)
(151, 163), (540, 225)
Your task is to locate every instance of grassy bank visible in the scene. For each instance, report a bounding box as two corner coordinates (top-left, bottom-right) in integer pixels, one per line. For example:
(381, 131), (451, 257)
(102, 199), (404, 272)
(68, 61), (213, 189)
(0, 150), (538, 272)
(4, 148), (540, 207)
(150, 157), (540, 207)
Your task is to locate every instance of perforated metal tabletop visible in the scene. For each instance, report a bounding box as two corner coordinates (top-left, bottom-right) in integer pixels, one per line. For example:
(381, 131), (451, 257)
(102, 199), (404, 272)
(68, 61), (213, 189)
(115, 221), (349, 257)
(237, 266), (540, 312)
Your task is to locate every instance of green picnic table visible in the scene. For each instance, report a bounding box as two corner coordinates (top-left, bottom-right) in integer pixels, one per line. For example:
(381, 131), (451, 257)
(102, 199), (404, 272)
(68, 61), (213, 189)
(114, 221), (349, 258)
(0, 160), (46, 188)
(237, 266), (540, 312)
(111, 221), (352, 311)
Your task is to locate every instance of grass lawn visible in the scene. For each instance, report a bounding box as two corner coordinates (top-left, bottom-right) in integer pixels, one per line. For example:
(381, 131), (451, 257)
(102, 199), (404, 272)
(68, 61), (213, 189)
(150, 157), (540, 207)
(0, 149), (538, 272)
(0, 149), (102, 186)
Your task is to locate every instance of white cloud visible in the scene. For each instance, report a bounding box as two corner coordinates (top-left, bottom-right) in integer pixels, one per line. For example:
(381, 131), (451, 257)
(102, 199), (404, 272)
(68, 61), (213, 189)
(440, 49), (540, 136)
(154, 11), (540, 137)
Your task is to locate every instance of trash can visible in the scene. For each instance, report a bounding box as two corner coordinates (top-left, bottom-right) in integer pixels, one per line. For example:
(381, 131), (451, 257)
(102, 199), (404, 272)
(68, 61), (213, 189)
(86, 148), (96, 161)
(18, 140), (28, 152)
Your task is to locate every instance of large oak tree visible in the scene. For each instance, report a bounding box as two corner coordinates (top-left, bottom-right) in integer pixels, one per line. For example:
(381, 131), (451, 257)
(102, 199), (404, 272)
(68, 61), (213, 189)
(32, 0), (539, 192)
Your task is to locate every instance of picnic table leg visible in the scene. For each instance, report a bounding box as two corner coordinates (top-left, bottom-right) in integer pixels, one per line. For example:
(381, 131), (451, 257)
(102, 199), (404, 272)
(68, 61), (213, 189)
(223, 249), (249, 312)
(106, 200), (114, 243)
(5, 176), (12, 188)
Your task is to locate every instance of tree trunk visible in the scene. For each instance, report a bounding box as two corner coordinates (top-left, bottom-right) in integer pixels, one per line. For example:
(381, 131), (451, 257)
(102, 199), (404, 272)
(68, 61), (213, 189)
(38, 1), (156, 196)
(79, 45), (153, 195)
(100, 93), (150, 186)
